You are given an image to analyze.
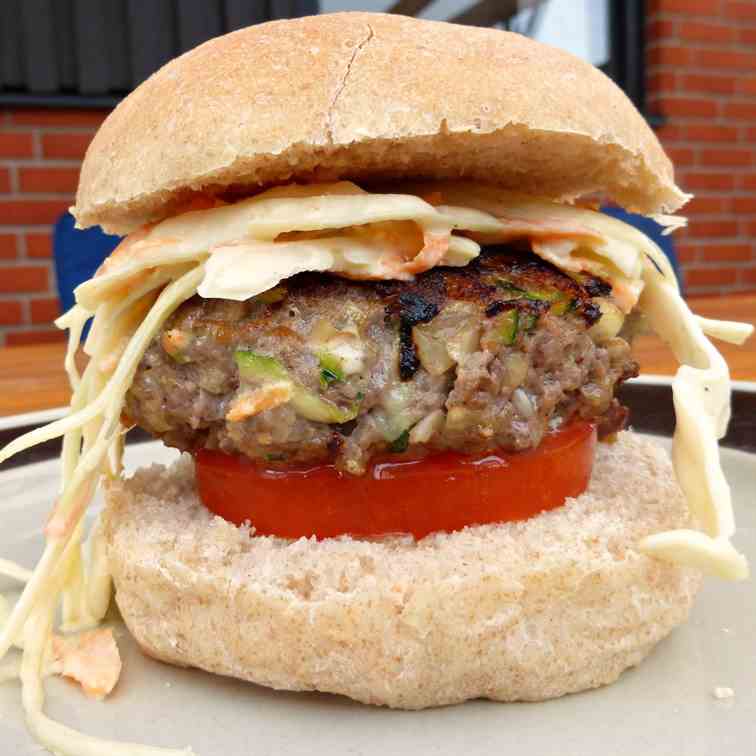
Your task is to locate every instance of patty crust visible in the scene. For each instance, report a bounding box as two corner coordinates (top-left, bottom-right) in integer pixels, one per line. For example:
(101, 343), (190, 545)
(126, 248), (638, 473)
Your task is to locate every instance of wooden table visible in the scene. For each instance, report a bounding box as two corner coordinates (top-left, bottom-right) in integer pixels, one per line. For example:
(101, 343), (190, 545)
(632, 293), (756, 381)
(0, 294), (754, 417)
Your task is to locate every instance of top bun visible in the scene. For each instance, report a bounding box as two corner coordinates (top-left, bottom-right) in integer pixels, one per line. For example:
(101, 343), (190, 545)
(73, 12), (687, 235)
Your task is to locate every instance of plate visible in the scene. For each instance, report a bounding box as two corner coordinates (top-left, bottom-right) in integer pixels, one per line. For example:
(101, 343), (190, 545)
(1, 416), (755, 754)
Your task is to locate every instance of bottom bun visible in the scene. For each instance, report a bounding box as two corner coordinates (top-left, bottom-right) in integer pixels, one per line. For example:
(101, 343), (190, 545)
(104, 432), (701, 709)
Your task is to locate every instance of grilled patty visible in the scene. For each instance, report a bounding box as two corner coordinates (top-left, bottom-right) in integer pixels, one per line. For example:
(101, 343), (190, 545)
(126, 247), (639, 473)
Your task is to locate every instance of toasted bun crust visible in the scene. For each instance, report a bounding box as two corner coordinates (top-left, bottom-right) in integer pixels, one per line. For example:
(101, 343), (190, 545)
(74, 13), (687, 235)
(104, 432), (700, 708)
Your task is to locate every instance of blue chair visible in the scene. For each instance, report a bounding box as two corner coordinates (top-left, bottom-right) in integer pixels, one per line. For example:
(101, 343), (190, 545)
(53, 212), (121, 316)
(601, 206), (682, 291)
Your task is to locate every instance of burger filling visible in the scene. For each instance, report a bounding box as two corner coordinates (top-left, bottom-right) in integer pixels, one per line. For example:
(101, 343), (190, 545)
(0, 182), (748, 756)
(126, 246), (637, 474)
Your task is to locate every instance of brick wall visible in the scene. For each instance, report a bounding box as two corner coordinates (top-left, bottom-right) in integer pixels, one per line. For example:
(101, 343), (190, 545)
(0, 109), (106, 346)
(647, 0), (756, 294)
(0, 4), (755, 346)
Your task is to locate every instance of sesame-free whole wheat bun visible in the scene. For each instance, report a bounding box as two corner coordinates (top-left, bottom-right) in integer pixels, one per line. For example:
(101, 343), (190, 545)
(73, 12), (687, 235)
(105, 434), (700, 707)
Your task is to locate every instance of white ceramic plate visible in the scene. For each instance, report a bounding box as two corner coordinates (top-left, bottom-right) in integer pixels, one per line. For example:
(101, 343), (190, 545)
(1, 437), (755, 756)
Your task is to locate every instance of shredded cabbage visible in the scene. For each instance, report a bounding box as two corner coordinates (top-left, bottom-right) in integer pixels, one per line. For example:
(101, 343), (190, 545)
(1, 267), (203, 756)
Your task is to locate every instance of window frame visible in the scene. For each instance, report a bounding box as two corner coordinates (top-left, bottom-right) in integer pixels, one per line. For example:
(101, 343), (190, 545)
(604, 0), (658, 125)
(1, 0), (653, 124)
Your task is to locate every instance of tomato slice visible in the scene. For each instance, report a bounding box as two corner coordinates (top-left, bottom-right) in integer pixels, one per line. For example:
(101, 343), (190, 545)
(195, 423), (597, 540)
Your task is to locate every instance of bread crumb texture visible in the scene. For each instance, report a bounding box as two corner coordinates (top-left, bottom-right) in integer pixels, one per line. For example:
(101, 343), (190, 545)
(712, 686), (734, 700)
(104, 432), (701, 708)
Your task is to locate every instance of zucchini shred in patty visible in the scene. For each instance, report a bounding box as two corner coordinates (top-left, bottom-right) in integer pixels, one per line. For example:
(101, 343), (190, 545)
(125, 246), (639, 474)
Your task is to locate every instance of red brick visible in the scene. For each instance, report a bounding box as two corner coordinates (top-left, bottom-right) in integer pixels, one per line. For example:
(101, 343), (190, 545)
(654, 124), (684, 143)
(725, 1), (756, 20)
(731, 196), (756, 213)
(0, 132), (33, 158)
(666, 147), (696, 165)
(647, 19), (675, 41)
(29, 297), (60, 324)
(26, 233), (52, 259)
(685, 124), (738, 142)
(739, 174), (756, 190)
(40, 132), (93, 160)
(688, 220), (739, 237)
(0, 235), (16, 259)
(10, 109), (109, 127)
(686, 196), (726, 214)
(6, 329), (66, 346)
(679, 21), (735, 42)
(648, 45), (692, 66)
(650, 0), (720, 13)
(747, 220), (756, 237)
(740, 27), (756, 44)
(647, 71), (677, 93)
(676, 244), (699, 263)
(18, 167), (79, 194)
(742, 268), (756, 286)
(0, 200), (70, 225)
(681, 73), (735, 94)
(655, 97), (718, 118)
(682, 172), (735, 190)
(0, 168), (10, 193)
(696, 49), (756, 70)
(738, 76), (756, 96)
(687, 289), (734, 298)
(685, 267), (739, 287)
(723, 101), (756, 119)
(0, 265), (48, 292)
(0, 301), (22, 325)
(700, 148), (753, 167)
(701, 244), (752, 262)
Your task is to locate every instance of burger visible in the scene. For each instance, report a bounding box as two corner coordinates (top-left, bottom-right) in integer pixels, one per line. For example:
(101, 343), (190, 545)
(0, 12), (752, 754)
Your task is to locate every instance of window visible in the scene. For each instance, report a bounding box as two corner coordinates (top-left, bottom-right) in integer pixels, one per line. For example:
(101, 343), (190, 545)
(326, 1), (650, 117)
(1, 0), (647, 119)
(0, 0), (319, 107)
(510, 1), (650, 121)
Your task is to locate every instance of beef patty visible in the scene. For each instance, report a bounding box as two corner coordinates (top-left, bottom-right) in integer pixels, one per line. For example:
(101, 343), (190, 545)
(125, 247), (639, 474)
